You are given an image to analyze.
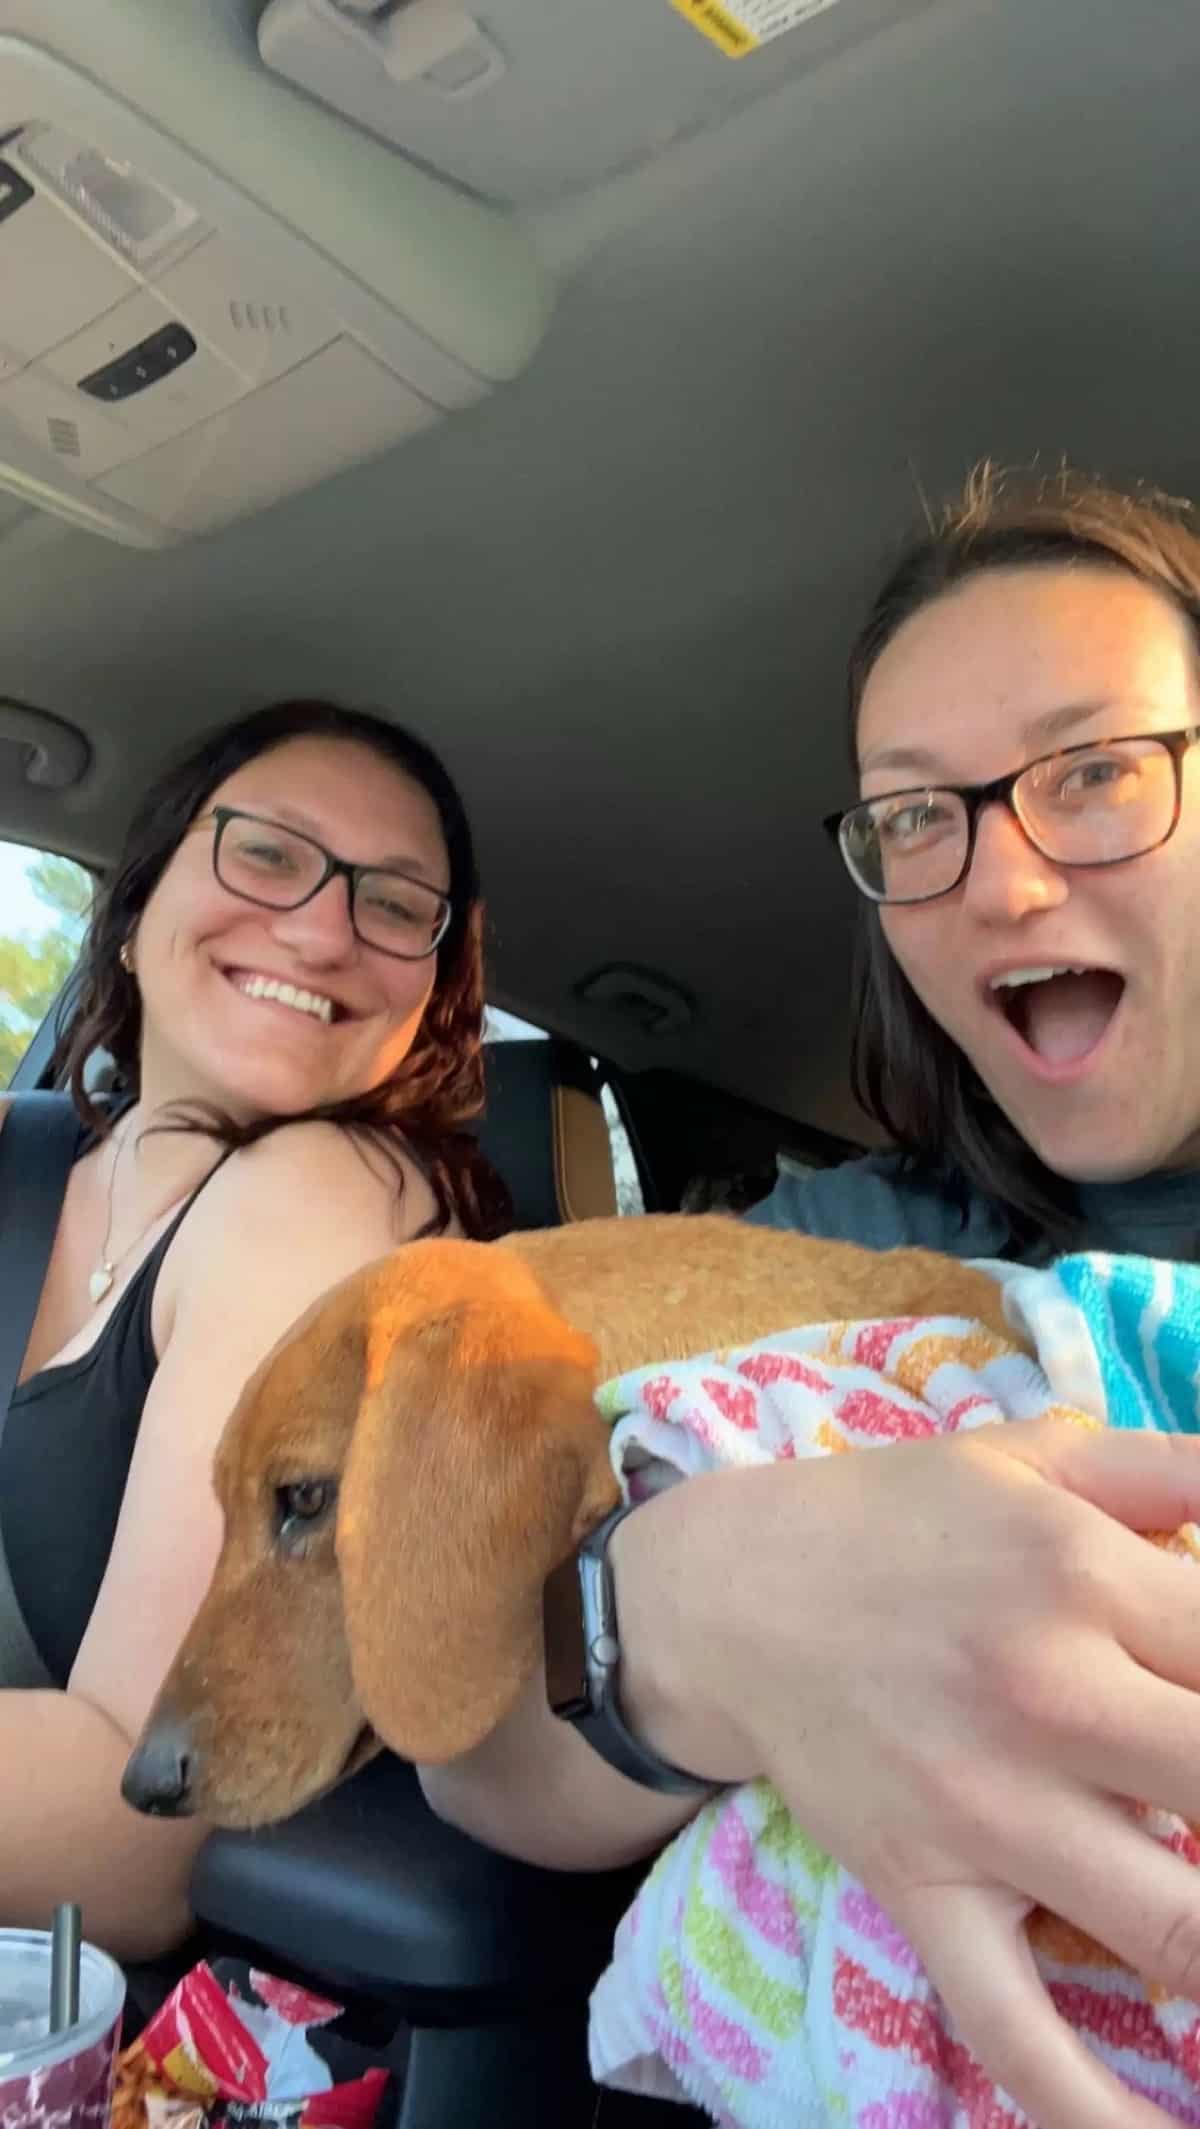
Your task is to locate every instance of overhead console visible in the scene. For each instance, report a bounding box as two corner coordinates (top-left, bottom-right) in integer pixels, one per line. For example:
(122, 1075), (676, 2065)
(0, 9), (551, 545)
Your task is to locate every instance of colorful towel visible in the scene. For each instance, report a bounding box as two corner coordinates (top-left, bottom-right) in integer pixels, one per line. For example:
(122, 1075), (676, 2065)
(1004, 1252), (1200, 1437)
(588, 1251), (1200, 2128)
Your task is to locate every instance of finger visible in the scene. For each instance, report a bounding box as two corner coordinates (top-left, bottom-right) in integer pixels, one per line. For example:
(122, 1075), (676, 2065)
(1042, 1622), (1200, 1806)
(996, 1419), (1200, 1532)
(996, 1780), (1200, 2004)
(908, 1881), (1186, 2129)
(988, 1570), (1200, 1805)
(1107, 1524), (1200, 1691)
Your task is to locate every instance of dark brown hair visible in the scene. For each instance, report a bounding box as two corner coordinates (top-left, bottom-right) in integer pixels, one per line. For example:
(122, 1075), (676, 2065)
(845, 463), (1200, 1252)
(52, 698), (510, 1239)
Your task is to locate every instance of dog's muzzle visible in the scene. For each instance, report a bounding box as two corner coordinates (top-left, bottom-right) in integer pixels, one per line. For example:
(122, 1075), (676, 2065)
(122, 1709), (200, 1818)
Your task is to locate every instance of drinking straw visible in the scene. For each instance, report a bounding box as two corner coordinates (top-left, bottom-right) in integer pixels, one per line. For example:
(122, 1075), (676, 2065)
(48, 1904), (80, 2034)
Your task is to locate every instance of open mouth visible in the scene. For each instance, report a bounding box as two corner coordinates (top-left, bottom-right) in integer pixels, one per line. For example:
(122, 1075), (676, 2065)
(987, 964), (1125, 1069)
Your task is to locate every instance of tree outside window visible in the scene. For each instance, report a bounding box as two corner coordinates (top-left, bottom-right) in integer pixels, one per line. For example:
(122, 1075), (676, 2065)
(0, 848), (92, 1085)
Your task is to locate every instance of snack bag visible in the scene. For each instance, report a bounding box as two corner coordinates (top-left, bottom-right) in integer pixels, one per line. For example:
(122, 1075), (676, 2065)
(112, 1961), (391, 2129)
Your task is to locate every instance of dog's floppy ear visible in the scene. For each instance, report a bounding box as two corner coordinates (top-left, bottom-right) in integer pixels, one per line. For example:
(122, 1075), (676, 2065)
(336, 1299), (620, 1762)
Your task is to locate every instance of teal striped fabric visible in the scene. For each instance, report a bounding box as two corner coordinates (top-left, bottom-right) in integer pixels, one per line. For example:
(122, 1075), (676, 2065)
(1056, 1252), (1200, 1433)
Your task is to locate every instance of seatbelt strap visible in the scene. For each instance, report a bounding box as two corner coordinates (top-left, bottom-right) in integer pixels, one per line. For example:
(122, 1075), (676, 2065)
(0, 1091), (80, 1687)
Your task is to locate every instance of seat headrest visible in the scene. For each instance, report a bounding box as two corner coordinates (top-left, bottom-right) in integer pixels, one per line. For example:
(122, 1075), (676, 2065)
(476, 1040), (617, 1230)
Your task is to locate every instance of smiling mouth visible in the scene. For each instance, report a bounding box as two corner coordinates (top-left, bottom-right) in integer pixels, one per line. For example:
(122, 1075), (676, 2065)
(221, 966), (347, 1025)
(988, 965), (1126, 1068)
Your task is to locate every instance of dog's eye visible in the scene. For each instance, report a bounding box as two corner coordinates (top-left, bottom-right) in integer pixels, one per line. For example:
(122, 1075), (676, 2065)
(275, 1479), (336, 1539)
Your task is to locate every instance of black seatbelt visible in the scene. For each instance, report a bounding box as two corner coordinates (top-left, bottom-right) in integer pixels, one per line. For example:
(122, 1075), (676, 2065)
(0, 1091), (79, 1419)
(0, 1091), (79, 1687)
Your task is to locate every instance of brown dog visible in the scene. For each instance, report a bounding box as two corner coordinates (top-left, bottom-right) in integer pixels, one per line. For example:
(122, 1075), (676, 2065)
(122, 1215), (1017, 1829)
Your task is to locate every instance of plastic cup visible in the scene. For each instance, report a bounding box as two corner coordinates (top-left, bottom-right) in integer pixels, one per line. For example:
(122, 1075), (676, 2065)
(0, 1929), (124, 2127)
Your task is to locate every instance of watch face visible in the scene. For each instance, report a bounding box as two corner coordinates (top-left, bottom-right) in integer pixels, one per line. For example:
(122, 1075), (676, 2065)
(543, 1552), (589, 1718)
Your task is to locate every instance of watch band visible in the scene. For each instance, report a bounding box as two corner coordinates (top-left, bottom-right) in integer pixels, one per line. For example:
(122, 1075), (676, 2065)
(556, 1502), (718, 1798)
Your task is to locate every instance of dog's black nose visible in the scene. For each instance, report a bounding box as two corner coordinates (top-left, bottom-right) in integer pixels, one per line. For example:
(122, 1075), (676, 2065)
(121, 1711), (199, 1818)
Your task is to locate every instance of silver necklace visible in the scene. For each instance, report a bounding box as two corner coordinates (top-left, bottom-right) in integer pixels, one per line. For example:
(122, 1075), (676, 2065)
(89, 1120), (141, 1306)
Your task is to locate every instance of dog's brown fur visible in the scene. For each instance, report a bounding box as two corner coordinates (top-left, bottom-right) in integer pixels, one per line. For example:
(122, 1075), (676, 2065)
(125, 1216), (1019, 1827)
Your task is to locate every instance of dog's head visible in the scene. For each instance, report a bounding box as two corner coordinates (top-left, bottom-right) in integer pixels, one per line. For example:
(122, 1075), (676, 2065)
(122, 1238), (619, 1828)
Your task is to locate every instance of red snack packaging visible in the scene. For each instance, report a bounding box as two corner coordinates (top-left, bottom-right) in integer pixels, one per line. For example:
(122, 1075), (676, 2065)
(114, 1961), (391, 2129)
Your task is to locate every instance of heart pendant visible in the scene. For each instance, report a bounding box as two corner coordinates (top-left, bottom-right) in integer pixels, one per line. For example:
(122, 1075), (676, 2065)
(89, 1265), (114, 1305)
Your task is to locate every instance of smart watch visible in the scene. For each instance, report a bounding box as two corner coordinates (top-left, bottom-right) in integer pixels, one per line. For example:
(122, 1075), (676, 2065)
(548, 1502), (717, 1796)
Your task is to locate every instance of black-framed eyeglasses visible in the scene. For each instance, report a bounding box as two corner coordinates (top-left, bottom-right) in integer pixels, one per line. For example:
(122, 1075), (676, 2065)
(194, 806), (452, 959)
(824, 726), (1200, 906)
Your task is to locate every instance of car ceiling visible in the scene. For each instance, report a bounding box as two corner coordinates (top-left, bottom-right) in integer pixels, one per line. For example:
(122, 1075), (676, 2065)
(0, 0), (1198, 1141)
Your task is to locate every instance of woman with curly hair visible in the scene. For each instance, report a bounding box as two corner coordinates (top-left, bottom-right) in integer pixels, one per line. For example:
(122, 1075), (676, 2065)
(0, 697), (503, 1958)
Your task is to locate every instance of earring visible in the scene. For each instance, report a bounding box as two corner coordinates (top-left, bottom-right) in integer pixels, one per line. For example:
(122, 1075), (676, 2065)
(119, 938), (135, 974)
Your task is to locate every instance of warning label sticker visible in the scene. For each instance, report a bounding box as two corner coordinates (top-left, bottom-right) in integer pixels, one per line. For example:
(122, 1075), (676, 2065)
(671, 0), (844, 58)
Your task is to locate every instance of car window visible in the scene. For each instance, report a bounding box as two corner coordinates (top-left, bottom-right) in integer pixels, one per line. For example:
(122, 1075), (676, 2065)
(484, 1008), (547, 1044)
(0, 840), (93, 1086)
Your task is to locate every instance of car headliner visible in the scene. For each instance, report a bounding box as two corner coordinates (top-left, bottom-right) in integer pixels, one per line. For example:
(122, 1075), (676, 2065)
(0, 0), (1195, 1140)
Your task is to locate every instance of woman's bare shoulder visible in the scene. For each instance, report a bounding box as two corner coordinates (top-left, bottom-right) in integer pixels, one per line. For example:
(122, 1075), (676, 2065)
(193, 1118), (438, 1250)
(155, 1120), (442, 1362)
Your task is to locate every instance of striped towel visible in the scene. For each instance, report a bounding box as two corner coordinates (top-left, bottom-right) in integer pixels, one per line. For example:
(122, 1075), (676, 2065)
(587, 1253), (1200, 2128)
(1003, 1251), (1200, 1436)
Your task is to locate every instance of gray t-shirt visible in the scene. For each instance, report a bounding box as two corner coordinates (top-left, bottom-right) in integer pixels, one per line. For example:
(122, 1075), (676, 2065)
(747, 1150), (1200, 1265)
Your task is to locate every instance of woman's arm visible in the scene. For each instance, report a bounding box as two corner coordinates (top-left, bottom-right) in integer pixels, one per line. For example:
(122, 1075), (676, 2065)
(4, 1123), (437, 1961)
(418, 1661), (708, 1874)
(422, 1419), (1200, 2129)
(0, 1690), (202, 1961)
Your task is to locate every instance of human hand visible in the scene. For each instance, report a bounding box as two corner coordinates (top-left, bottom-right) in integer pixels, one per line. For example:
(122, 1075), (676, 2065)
(618, 1419), (1200, 2126)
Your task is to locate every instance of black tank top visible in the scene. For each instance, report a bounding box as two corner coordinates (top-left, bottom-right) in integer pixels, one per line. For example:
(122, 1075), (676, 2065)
(0, 1160), (228, 1687)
